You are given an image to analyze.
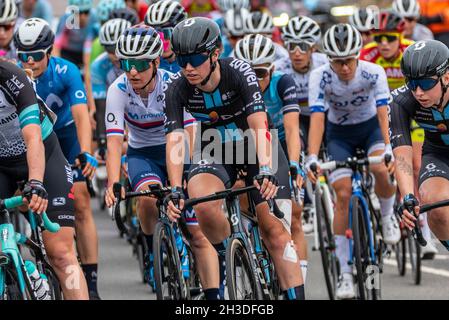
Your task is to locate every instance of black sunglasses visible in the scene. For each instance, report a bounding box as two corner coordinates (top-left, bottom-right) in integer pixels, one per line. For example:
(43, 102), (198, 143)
(373, 34), (399, 44)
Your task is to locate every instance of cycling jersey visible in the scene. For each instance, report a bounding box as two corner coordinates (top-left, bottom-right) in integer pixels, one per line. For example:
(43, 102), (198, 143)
(309, 60), (390, 125)
(91, 52), (123, 100)
(159, 57), (181, 74)
(164, 58), (266, 143)
(181, 0), (220, 17)
(33, 56), (88, 131)
(411, 23), (435, 41)
(0, 61), (54, 158)
(360, 38), (414, 90)
(106, 69), (195, 149)
(19, 0), (53, 23)
(263, 71), (299, 142)
(390, 85), (449, 153)
(279, 52), (328, 116)
(55, 10), (99, 56)
(89, 38), (104, 65)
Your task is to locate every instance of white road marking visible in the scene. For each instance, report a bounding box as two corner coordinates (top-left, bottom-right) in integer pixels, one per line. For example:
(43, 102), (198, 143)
(384, 259), (449, 278)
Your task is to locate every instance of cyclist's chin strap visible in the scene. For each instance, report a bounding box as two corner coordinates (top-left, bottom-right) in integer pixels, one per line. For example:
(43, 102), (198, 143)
(200, 54), (217, 86)
(436, 77), (449, 109)
(139, 61), (158, 92)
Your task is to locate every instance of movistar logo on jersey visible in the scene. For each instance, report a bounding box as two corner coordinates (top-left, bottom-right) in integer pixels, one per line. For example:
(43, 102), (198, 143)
(55, 64), (68, 74)
(127, 112), (165, 120)
(118, 79), (127, 93)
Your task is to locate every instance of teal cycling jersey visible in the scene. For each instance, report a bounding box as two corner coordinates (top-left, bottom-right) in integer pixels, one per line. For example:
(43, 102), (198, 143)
(263, 71), (299, 142)
(0, 61), (54, 158)
(91, 52), (123, 100)
(33, 56), (87, 131)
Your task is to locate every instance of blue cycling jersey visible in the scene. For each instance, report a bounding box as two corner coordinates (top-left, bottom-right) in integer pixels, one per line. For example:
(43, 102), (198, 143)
(159, 57), (181, 74)
(263, 71), (299, 142)
(91, 52), (123, 100)
(34, 56), (87, 131)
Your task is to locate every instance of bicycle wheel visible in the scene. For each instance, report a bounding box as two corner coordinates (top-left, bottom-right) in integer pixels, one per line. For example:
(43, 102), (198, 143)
(394, 235), (407, 276)
(226, 238), (260, 300)
(153, 222), (184, 300)
(42, 264), (63, 300)
(136, 232), (148, 284)
(352, 197), (379, 300)
(0, 265), (34, 300)
(407, 230), (421, 285)
(315, 186), (338, 300)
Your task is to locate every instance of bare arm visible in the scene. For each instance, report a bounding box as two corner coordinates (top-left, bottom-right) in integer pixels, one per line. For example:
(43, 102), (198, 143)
(72, 103), (92, 153)
(307, 112), (325, 157)
(376, 105), (391, 145)
(393, 145), (415, 197)
(106, 135), (124, 186)
(247, 112), (273, 169)
(22, 124), (45, 182)
(284, 112), (301, 163)
(166, 131), (186, 188)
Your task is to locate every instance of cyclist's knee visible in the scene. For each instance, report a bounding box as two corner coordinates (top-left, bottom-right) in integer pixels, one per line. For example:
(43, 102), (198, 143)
(428, 209), (449, 229)
(334, 182), (351, 203)
(188, 229), (212, 251)
(192, 201), (222, 218)
(46, 240), (78, 272)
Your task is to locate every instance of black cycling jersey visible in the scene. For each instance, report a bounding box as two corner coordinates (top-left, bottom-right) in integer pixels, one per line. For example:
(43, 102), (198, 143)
(0, 61), (54, 158)
(164, 58), (266, 145)
(389, 85), (449, 154)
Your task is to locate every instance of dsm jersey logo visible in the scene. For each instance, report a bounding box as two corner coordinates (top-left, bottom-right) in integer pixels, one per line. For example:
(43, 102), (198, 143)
(52, 197), (66, 206)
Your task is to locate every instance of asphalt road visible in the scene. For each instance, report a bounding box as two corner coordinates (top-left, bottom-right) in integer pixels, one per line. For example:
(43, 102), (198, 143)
(91, 200), (449, 300)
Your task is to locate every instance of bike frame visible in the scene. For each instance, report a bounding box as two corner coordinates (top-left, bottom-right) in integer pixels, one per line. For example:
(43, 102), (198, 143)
(225, 196), (273, 300)
(348, 170), (377, 265)
(0, 210), (33, 298)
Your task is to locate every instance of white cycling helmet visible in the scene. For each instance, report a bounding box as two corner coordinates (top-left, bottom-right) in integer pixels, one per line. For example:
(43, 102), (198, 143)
(14, 18), (55, 50)
(224, 8), (249, 37)
(217, 0), (250, 11)
(116, 24), (163, 60)
(144, 0), (187, 28)
(234, 34), (275, 66)
(349, 7), (378, 32)
(322, 23), (362, 57)
(244, 11), (274, 35)
(281, 16), (321, 44)
(0, 0), (18, 24)
(99, 18), (131, 47)
(392, 0), (420, 18)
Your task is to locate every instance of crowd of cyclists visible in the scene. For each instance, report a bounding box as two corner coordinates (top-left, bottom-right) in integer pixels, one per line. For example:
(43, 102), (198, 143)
(0, 0), (448, 301)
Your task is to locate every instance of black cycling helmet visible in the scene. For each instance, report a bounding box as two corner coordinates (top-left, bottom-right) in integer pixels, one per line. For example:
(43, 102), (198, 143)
(401, 40), (449, 79)
(374, 9), (405, 32)
(171, 17), (221, 56)
(109, 7), (139, 26)
(14, 18), (55, 51)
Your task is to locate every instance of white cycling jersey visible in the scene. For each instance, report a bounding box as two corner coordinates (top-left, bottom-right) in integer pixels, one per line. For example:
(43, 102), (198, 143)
(309, 60), (390, 125)
(105, 69), (195, 149)
(411, 23), (434, 41)
(279, 52), (328, 116)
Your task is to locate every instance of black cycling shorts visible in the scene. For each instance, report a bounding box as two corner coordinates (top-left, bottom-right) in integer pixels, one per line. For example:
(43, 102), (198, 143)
(0, 133), (75, 228)
(187, 137), (291, 206)
(418, 152), (449, 188)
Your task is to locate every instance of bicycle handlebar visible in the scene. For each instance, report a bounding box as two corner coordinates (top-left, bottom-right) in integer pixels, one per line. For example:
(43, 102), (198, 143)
(403, 199), (427, 247)
(183, 185), (285, 220)
(318, 155), (385, 172)
(0, 196), (60, 233)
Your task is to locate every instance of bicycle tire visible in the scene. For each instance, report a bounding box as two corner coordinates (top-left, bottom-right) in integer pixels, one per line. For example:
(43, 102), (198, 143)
(395, 236), (407, 276)
(43, 264), (63, 300)
(226, 238), (260, 300)
(153, 222), (184, 300)
(407, 230), (421, 285)
(315, 185), (337, 300)
(352, 197), (369, 300)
